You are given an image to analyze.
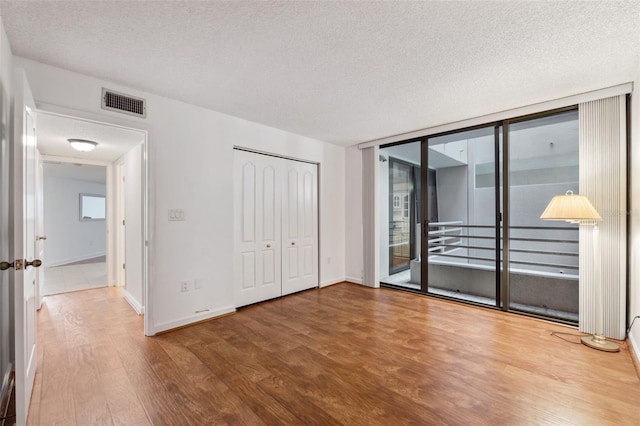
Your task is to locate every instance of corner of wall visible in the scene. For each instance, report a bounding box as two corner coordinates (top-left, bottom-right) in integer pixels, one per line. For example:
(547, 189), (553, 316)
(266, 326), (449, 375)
(319, 278), (346, 288)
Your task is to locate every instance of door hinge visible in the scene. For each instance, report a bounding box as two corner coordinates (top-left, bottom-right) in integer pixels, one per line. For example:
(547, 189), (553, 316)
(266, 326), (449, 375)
(122, 220), (125, 226)
(122, 263), (126, 270)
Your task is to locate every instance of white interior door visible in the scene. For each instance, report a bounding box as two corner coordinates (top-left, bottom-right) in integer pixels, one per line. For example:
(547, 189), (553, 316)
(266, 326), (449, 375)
(0, 57), (12, 426)
(12, 70), (39, 425)
(281, 159), (318, 295)
(233, 150), (282, 307)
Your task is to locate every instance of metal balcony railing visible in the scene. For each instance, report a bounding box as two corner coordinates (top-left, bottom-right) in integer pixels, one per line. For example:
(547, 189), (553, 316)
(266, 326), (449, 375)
(427, 222), (579, 271)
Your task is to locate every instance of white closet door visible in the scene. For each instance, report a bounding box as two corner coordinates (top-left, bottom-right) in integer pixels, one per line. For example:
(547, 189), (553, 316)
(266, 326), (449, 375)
(233, 150), (282, 307)
(281, 159), (318, 295)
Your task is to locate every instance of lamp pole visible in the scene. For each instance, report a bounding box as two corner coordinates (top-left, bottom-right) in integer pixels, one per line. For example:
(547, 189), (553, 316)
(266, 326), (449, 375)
(580, 223), (619, 352)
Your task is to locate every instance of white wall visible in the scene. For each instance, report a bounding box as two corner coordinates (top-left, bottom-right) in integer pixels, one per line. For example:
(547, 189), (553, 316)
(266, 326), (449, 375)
(13, 57), (346, 334)
(122, 144), (144, 313)
(43, 175), (106, 266)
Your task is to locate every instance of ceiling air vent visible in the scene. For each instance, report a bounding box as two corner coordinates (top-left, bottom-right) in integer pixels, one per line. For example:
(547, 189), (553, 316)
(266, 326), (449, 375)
(101, 88), (146, 118)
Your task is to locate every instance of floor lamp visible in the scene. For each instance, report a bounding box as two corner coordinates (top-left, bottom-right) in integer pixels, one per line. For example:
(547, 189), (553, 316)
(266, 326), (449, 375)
(540, 190), (619, 352)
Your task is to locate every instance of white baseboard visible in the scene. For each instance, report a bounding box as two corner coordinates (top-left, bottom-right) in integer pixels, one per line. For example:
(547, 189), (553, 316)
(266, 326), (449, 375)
(319, 278), (345, 288)
(363, 281), (380, 288)
(124, 290), (144, 315)
(346, 277), (378, 288)
(629, 332), (639, 368)
(153, 305), (236, 334)
(46, 251), (107, 267)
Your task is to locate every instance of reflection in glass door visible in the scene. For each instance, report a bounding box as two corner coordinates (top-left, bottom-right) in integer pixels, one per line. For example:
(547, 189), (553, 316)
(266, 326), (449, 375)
(388, 159), (414, 275)
(424, 126), (500, 306)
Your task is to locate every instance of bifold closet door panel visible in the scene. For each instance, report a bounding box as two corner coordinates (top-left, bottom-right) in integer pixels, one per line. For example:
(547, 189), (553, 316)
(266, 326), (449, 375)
(281, 159), (318, 296)
(233, 150), (283, 307)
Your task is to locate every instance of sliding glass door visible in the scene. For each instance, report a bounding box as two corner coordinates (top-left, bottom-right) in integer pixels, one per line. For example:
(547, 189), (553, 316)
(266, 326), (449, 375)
(423, 126), (500, 306)
(388, 158), (415, 275)
(506, 110), (579, 321)
(378, 108), (581, 324)
(379, 141), (421, 289)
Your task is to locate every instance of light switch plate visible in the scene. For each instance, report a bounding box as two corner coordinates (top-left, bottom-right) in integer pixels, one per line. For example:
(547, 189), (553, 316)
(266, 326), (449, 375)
(169, 209), (186, 221)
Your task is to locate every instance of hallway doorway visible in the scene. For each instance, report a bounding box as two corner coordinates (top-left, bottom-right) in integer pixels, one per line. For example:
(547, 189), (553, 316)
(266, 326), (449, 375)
(41, 162), (108, 295)
(36, 110), (147, 318)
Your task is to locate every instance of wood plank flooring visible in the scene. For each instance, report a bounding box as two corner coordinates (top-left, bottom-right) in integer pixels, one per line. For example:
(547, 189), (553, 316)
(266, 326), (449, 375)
(28, 283), (640, 425)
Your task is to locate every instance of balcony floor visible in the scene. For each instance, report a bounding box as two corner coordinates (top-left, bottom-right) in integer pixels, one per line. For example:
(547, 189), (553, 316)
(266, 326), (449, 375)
(381, 269), (578, 323)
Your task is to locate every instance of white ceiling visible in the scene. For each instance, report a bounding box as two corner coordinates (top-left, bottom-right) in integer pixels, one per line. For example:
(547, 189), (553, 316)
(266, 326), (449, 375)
(43, 162), (106, 184)
(1, 1), (638, 146)
(38, 112), (144, 162)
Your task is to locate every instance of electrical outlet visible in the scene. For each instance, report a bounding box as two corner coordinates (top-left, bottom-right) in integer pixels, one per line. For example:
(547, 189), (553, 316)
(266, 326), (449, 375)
(180, 281), (189, 292)
(194, 279), (202, 290)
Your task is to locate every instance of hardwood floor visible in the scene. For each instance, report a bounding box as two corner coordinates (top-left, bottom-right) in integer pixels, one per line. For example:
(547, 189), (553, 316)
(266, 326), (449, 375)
(28, 283), (640, 425)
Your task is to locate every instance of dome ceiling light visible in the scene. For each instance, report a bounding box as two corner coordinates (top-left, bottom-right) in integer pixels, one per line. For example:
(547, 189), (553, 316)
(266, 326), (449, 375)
(68, 138), (98, 152)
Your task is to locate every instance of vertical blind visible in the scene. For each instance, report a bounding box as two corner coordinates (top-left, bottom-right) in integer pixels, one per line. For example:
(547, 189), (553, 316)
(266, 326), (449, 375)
(579, 95), (627, 340)
(362, 146), (380, 288)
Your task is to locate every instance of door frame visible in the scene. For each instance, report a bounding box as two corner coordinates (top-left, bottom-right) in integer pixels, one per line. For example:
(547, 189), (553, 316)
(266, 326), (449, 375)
(115, 162), (126, 288)
(35, 104), (151, 335)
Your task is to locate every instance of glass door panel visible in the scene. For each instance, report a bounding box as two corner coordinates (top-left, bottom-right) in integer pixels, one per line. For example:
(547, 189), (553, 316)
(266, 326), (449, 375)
(389, 159), (414, 274)
(425, 126), (499, 306)
(507, 110), (579, 322)
(379, 142), (421, 289)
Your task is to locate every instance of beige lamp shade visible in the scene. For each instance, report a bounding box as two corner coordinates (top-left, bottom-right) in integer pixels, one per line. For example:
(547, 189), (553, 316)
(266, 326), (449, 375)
(540, 191), (602, 221)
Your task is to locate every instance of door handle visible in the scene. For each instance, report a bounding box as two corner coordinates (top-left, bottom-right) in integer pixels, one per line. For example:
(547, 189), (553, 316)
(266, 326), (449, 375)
(0, 261), (14, 271)
(0, 259), (29, 271)
(36, 235), (47, 241)
(291, 242), (295, 246)
(25, 259), (42, 269)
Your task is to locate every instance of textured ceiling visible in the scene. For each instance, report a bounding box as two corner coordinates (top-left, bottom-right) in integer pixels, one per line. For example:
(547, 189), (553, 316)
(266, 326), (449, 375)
(1, 1), (639, 146)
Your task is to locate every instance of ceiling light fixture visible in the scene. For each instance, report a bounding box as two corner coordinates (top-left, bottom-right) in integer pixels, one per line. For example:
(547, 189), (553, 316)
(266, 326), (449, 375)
(68, 138), (98, 152)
